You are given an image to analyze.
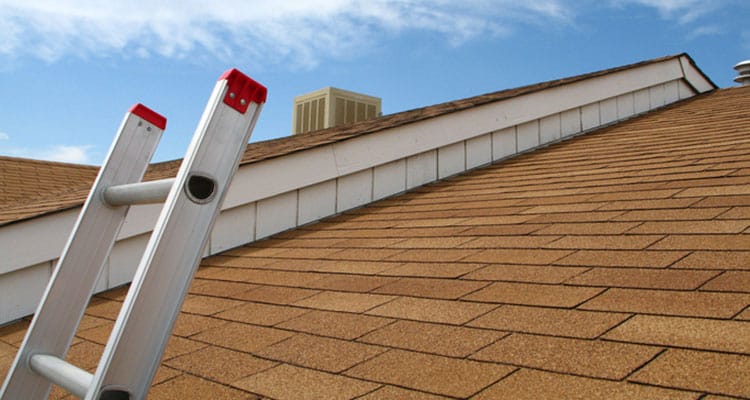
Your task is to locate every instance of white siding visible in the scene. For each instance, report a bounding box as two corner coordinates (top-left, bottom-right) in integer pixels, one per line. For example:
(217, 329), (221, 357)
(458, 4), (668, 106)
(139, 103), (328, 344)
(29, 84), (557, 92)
(337, 169), (373, 212)
(560, 108), (581, 137)
(517, 121), (540, 152)
(109, 233), (150, 287)
(0, 261), (51, 323)
(406, 151), (437, 189)
(600, 97), (619, 124)
(373, 159), (406, 200)
(540, 114), (561, 144)
(581, 103), (600, 131)
(466, 134), (492, 170)
(492, 127), (517, 160)
(298, 180), (337, 225)
(211, 203), (257, 254)
(256, 191), (298, 239)
(438, 142), (465, 179)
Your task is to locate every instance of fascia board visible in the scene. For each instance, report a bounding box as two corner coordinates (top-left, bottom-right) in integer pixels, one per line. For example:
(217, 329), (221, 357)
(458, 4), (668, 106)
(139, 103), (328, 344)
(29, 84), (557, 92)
(0, 209), (77, 274)
(679, 55), (716, 92)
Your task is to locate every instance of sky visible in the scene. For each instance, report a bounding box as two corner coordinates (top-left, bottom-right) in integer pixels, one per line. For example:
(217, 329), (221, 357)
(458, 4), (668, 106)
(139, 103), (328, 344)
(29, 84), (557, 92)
(0, 0), (748, 165)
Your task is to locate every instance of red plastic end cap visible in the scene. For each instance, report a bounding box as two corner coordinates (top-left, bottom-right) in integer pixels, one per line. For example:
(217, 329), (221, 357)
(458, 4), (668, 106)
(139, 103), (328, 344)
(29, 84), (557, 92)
(129, 104), (167, 130)
(219, 68), (267, 113)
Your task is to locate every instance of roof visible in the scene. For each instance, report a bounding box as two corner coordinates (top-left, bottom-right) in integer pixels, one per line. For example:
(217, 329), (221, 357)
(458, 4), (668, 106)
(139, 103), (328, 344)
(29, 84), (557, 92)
(0, 53), (711, 226)
(2, 85), (748, 399)
(0, 156), (98, 208)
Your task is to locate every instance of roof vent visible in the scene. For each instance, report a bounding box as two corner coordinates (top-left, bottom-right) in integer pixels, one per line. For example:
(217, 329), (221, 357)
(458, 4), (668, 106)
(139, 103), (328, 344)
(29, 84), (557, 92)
(292, 87), (381, 135)
(734, 60), (750, 86)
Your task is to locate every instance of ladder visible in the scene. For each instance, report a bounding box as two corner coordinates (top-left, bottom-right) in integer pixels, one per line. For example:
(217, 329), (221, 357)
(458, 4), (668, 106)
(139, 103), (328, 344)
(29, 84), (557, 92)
(1, 68), (266, 400)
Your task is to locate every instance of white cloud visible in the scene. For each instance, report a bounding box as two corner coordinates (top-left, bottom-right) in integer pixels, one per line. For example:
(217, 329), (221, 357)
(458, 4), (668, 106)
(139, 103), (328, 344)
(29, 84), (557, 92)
(612, 0), (725, 24)
(1, 144), (95, 164)
(0, 132), (8, 140)
(0, 0), (573, 67)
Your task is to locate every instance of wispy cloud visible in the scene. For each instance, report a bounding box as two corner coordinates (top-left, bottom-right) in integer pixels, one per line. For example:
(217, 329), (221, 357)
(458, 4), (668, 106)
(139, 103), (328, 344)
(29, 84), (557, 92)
(0, 132), (9, 141)
(612, 0), (725, 24)
(0, 0), (573, 67)
(0, 141), (95, 164)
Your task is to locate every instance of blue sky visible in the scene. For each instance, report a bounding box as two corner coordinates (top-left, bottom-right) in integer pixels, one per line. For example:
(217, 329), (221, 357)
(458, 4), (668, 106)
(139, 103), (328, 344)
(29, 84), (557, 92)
(0, 0), (748, 164)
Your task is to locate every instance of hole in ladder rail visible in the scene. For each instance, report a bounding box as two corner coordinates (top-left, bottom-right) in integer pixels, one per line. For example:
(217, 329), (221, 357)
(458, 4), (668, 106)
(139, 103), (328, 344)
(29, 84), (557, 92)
(99, 389), (130, 400)
(185, 173), (216, 204)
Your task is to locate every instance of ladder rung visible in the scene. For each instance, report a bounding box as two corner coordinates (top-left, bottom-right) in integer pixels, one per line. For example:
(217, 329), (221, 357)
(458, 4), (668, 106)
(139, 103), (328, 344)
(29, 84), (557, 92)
(28, 354), (92, 399)
(102, 178), (175, 206)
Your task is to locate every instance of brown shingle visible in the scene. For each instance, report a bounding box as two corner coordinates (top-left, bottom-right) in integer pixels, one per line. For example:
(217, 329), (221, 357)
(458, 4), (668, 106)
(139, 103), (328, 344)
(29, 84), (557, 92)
(567, 267), (719, 290)
(357, 386), (449, 399)
(473, 369), (699, 400)
(149, 374), (257, 400)
(358, 320), (506, 357)
(630, 349), (750, 398)
(233, 363), (378, 400)
(603, 315), (750, 354)
(580, 288), (750, 318)
(372, 277), (489, 299)
(471, 333), (661, 379)
(214, 302), (310, 326)
(461, 264), (588, 284)
(462, 281), (603, 307)
(554, 249), (687, 268)
(293, 291), (396, 313)
(470, 305), (630, 339)
(345, 349), (515, 398)
(165, 346), (276, 384)
(192, 322), (293, 353)
(255, 333), (386, 373)
(366, 296), (496, 325)
(700, 271), (750, 292)
(672, 251), (750, 270)
(276, 310), (393, 339)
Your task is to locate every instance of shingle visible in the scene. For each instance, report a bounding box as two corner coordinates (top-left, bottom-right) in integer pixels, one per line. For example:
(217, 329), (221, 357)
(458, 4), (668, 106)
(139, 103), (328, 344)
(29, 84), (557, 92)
(165, 346), (276, 384)
(627, 220), (750, 234)
(463, 248), (574, 264)
(255, 333), (386, 373)
(700, 271), (750, 292)
(171, 313), (226, 337)
(149, 374), (257, 400)
(234, 285), (321, 304)
(191, 322), (294, 353)
(471, 333), (661, 379)
(604, 314), (750, 354)
(233, 363), (378, 400)
(612, 207), (729, 221)
(630, 349), (750, 398)
(366, 296), (496, 325)
(293, 291), (396, 313)
(554, 250), (687, 268)
(531, 222), (640, 235)
(180, 295), (244, 316)
(358, 320), (506, 357)
(461, 264), (588, 284)
(357, 386), (449, 399)
(276, 310), (393, 339)
(462, 282), (603, 307)
(567, 268), (719, 290)
(544, 235), (665, 250)
(466, 305), (623, 338)
(580, 288), (750, 318)
(302, 274), (397, 292)
(473, 368), (699, 400)
(345, 349), (515, 398)
(214, 302), (310, 326)
(672, 251), (750, 270)
(372, 277), (489, 299)
(649, 234), (750, 250)
(377, 262), (485, 278)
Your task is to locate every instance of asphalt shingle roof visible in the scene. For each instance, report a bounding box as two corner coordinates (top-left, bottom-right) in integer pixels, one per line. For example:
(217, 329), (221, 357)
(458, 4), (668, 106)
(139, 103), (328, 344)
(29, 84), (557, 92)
(2, 84), (748, 399)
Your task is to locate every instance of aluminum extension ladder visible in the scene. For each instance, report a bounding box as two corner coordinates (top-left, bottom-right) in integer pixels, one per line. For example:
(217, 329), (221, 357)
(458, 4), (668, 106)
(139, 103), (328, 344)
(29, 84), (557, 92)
(1, 68), (266, 400)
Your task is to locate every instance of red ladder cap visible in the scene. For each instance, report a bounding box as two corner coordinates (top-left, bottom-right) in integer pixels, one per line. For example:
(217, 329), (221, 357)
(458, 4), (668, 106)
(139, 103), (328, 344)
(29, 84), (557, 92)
(129, 103), (167, 130)
(220, 68), (267, 113)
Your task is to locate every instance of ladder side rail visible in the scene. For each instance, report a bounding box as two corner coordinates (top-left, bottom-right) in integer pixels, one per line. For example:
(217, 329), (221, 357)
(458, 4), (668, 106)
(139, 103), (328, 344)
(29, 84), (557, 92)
(87, 70), (266, 400)
(0, 105), (166, 400)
